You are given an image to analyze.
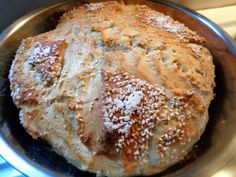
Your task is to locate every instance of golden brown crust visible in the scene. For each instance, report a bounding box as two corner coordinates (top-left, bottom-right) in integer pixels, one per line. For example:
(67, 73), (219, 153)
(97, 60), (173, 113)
(9, 1), (215, 177)
(135, 5), (206, 44)
(9, 36), (67, 106)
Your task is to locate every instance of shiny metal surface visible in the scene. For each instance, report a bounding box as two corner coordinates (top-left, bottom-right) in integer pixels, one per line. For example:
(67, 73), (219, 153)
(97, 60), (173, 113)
(0, 0), (236, 177)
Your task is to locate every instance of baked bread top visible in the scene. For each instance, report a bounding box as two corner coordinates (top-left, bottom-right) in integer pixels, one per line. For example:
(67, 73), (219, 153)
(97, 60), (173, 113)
(9, 1), (215, 176)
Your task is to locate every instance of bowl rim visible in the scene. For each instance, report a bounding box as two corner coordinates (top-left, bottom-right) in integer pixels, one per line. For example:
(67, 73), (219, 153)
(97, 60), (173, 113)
(0, 0), (236, 177)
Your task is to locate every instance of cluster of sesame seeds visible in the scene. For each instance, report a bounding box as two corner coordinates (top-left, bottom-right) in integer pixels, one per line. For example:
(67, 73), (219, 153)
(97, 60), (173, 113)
(11, 83), (40, 105)
(157, 94), (194, 161)
(158, 127), (186, 159)
(28, 40), (63, 82)
(136, 5), (202, 42)
(28, 41), (57, 65)
(16, 39), (27, 55)
(89, 97), (98, 112)
(101, 70), (193, 161)
(68, 100), (80, 111)
(11, 83), (21, 101)
(85, 2), (104, 11)
(67, 96), (101, 139)
(67, 98), (86, 138)
(188, 43), (203, 57)
(68, 97), (85, 111)
(9, 39), (28, 102)
(77, 114), (86, 139)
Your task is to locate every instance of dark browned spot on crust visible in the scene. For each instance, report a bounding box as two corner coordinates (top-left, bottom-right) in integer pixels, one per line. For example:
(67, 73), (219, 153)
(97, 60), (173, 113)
(18, 88), (40, 104)
(28, 39), (67, 83)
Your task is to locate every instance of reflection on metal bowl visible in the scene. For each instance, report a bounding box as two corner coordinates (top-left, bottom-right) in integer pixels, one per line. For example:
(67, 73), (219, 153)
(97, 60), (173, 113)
(0, 0), (236, 177)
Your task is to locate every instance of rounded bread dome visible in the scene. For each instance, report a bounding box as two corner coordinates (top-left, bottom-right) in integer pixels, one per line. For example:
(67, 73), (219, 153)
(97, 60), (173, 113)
(9, 1), (215, 176)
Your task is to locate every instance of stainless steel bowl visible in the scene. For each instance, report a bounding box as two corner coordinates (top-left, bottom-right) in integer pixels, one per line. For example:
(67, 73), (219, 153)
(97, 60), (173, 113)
(1, 1), (236, 176)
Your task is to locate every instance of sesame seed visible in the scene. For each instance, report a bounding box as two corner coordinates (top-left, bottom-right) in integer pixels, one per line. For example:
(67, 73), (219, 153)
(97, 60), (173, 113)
(27, 92), (32, 97)
(134, 150), (140, 155)
(101, 70), (192, 159)
(78, 118), (84, 123)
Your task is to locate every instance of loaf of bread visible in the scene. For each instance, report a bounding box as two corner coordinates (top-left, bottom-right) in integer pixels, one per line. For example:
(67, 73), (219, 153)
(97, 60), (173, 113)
(9, 1), (215, 176)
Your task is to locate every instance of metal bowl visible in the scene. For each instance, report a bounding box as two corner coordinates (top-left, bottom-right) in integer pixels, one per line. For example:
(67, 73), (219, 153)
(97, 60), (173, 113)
(1, 0), (236, 176)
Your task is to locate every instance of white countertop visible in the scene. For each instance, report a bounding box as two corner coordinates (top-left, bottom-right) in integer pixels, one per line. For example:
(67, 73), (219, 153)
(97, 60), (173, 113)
(198, 5), (236, 39)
